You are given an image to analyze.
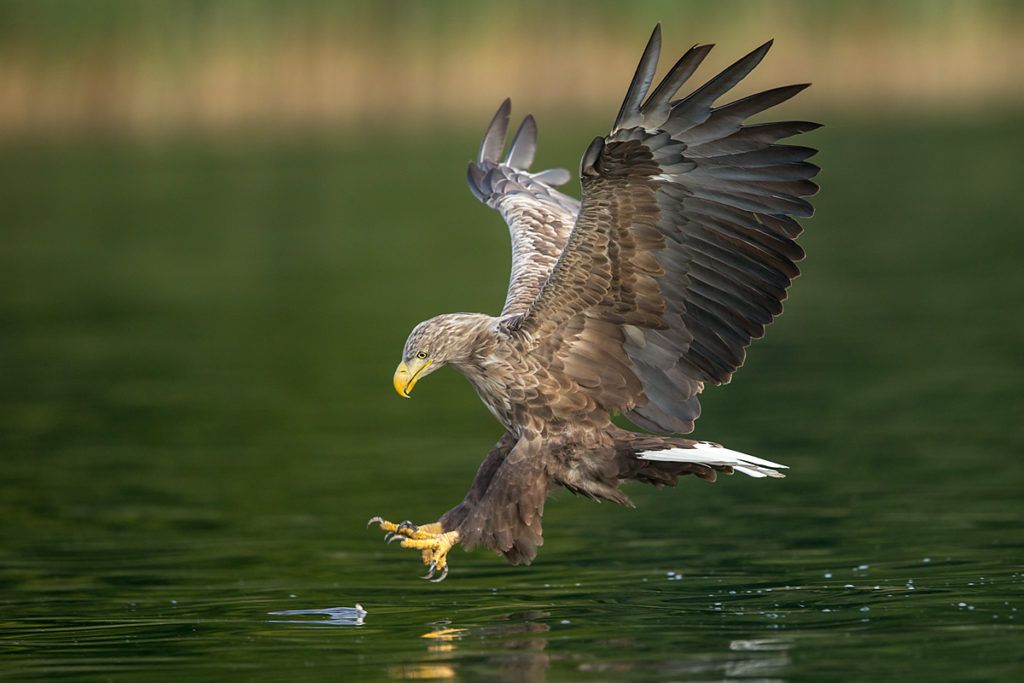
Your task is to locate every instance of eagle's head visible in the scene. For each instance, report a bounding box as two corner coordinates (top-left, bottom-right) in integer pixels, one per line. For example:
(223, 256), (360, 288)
(393, 313), (491, 398)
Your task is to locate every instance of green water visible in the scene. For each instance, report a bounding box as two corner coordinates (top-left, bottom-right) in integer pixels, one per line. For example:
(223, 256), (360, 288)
(2, 117), (1022, 680)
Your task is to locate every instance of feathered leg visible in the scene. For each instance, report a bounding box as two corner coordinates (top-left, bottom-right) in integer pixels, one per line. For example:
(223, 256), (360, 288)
(367, 432), (516, 581)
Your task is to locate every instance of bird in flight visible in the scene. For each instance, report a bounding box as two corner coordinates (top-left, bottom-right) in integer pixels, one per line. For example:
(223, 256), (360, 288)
(369, 24), (820, 581)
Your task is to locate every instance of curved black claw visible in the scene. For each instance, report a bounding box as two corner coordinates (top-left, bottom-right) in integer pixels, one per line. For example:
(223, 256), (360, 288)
(387, 534), (404, 545)
(367, 516), (383, 527)
(397, 520), (419, 534)
(430, 565), (449, 583)
(420, 560), (438, 580)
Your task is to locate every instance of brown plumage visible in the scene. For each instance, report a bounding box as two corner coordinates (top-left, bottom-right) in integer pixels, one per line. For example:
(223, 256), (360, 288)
(372, 24), (820, 581)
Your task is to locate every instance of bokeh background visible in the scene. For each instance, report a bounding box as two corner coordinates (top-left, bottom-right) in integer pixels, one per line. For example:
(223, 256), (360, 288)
(2, 0), (1023, 137)
(2, 1), (1022, 680)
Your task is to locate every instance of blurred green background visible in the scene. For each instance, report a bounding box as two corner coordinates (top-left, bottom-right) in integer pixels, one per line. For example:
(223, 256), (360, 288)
(1, 0), (1023, 138)
(2, 1), (1023, 680)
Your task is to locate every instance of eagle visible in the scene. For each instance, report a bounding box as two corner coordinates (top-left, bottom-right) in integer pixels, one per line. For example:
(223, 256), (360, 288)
(369, 24), (819, 581)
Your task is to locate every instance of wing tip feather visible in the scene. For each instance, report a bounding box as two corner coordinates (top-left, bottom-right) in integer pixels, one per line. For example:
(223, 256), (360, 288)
(613, 23), (663, 131)
(506, 114), (538, 170)
(478, 98), (512, 164)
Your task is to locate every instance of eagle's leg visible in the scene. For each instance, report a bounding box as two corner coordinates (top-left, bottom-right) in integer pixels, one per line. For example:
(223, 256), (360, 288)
(367, 517), (460, 582)
(365, 433), (515, 581)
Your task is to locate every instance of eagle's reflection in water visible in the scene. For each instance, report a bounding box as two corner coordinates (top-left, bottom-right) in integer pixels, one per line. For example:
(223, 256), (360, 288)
(394, 610), (789, 682)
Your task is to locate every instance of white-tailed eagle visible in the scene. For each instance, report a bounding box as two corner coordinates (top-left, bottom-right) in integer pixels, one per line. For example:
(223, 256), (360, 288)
(369, 24), (820, 581)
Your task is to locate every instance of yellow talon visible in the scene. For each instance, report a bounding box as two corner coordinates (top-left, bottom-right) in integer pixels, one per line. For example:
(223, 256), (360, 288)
(368, 517), (460, 581)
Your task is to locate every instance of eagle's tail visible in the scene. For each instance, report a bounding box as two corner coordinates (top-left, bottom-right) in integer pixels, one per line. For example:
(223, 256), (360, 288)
(636, 442), (788, 479)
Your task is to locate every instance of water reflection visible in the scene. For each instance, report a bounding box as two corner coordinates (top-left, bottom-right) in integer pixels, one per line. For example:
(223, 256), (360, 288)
(394, 610), (791, 682)
(403, 612), (551, 682)
(267, 604), (367, 627)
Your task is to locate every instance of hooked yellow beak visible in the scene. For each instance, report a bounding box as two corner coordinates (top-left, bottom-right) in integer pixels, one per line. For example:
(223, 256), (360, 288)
(393, 358), (432, 398)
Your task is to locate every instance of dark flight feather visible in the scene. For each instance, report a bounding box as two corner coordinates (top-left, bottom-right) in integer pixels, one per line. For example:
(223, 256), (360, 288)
(512, 26), (819, 434)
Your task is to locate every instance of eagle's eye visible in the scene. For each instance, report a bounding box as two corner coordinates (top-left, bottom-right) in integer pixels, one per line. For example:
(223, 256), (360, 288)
(415, 351), (428, 360)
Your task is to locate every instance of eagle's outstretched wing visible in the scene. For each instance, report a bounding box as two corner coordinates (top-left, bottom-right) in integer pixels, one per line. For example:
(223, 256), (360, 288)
(466, 100), (580, 316)
(520, 24), (821, 434)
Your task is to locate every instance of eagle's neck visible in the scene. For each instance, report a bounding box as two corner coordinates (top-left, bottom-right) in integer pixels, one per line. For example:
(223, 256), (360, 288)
(443, 315), (522, 432)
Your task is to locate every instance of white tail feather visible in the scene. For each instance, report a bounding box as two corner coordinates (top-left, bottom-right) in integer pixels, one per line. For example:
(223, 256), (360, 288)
(637, 442), (788, 479)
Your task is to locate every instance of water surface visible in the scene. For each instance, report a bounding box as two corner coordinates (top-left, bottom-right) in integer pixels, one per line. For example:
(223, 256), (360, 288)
(2, 118), (1022, 680)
